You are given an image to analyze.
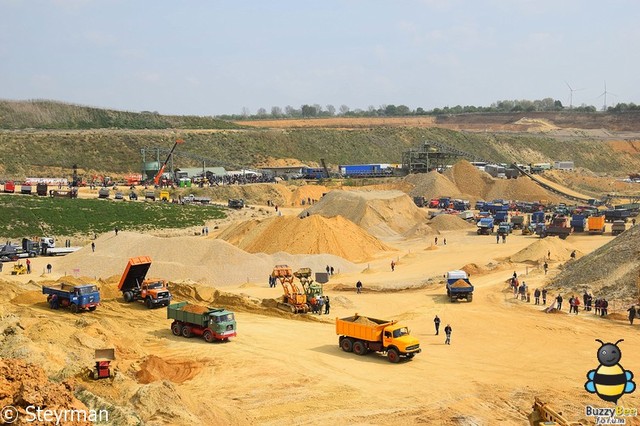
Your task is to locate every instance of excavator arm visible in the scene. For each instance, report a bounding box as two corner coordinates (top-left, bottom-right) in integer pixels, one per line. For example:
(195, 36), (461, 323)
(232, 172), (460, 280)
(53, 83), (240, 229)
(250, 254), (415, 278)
(153, 139), (184, 185)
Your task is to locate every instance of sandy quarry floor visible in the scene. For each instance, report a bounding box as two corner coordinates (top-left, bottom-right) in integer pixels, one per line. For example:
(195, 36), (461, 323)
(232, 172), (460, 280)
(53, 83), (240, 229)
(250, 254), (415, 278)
(2, 207), (640, 425)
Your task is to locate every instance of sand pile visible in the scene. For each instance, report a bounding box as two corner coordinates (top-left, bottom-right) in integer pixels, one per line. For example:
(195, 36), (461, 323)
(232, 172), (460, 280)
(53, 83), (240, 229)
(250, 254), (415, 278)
(55, 232), (358, 286)
(402, 222), (439, 239)
(290, 184), (329, 206)
(550, 224), (640, 299)
(0, 359), (91, 425)
(217, 215), (392, 262)
(485, 178), (562, 203)
(404, 171), (462, 199)
(429, 214), (475, 231)
(205, 183), (292, 207)
(444, 160), (493, 198)
(303, 190), (429, 238)
(509, 238), (580, 264)
(135, 355), (203, 384)
(450, 279), (472, 288)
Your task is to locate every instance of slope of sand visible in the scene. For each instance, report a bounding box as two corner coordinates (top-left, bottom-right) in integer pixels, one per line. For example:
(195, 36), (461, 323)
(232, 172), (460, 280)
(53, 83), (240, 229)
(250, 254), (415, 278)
(429, 214), (475, 231)
(404, 171), (463, 199)
(302, 190), (430, 238)
(443, 160), (493, 198)
(550, 224), (640, 298)
(509, 237), (580, 263)
(53, 231), (359, 286)
(216, 214), (393, 262)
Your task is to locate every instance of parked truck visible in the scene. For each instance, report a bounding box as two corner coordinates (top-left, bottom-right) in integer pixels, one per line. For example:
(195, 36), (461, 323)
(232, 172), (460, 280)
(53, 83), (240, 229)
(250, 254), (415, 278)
(118, 256), (172, 308)
(42, 283), (100, 313)
(570, 213), (587, 232)
(510, 215), (525, 230)
(20, 183), (32, 195)
(611, 220), (626, 236)
(604, 209), (631, 223)
(587, 215), (606, 235)
(476, 217), (495, 235)
(167, 301), (236, 342)
(36, 183), (48, 196)
(446, 270), (474, 302)
(39, 237), (81, 256)
(540, 216), (571, 239)
(497, 222), (512, 236)
(336, 314), (421, 363)
(98, 187), (110, 199)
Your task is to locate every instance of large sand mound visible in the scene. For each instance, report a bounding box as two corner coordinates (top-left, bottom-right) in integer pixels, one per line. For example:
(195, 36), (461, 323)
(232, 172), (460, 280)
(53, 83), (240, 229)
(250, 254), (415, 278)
(404, 171), (463, 199)
(55, 232), (358, 286)
(303, 190), (429, 238)
(216, 214), (392, 262)
(443, 160), (493, 198)
(509, 237), (579, 263)
(429, 214), (475, 231)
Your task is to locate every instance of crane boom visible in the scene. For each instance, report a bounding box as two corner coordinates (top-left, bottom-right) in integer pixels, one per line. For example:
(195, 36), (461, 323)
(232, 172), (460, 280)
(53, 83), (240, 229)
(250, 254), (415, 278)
(153, 139), (184, 185)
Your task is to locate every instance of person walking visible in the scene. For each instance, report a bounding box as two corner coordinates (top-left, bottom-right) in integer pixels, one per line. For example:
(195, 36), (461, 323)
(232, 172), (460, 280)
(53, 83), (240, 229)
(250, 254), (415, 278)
(542, 288), (547, 305)
(443, 238), (447, 245)
(556, 294), (563, 311)
(391, 260), (395, 272)
(330, 266), (334, 275)
(114, 226), (119, 236)
(502, 234), (506, 244)
(570, 250), (576, 259)
(444, 324), (452, 345)
(573, 297), (580, 314)
(324, 296), (330, 315)
(627, 305), (636, 325)
(317, 296), (324, 315)
(26, 258), (31, 274)
(434, 236), (438, 245)
(496, 234), (500, 244)
(46, 263), (52, 274)
(543, 261), (548, 275)
(326, 265), (330, 275)
(569, 296), (575, 314)
(534, 288), (541, 305)
(434, 315), (441, 335)
(602, 299), (609, 316)
(356, 280), (362, 294)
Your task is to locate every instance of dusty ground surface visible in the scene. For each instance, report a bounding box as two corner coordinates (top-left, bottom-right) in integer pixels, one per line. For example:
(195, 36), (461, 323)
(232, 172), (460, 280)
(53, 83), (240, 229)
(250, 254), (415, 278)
(2, 203), (640, 425)
(2, 168), (640, 425)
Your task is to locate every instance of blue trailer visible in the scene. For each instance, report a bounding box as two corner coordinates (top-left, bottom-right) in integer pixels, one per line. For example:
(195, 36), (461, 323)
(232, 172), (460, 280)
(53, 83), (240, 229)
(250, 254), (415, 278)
(446, 270), (474, 302)
(476, 217), (495, 235)
(339, 164), (393, 178)
(570, 214), (587, 232)
(42, 283), (100, 313)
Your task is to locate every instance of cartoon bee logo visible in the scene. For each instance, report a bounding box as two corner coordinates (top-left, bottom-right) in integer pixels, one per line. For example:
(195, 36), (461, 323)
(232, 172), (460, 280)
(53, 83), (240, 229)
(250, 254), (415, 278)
(585, 339), (636, 404)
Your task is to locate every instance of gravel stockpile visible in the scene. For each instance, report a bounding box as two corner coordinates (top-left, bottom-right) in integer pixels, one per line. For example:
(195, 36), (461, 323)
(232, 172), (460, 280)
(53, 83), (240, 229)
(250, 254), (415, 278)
(444, 160), (493, 198)
(509, 237), (580, 264)
(404, 171), (463, 199)
(429, 214), (475, 231)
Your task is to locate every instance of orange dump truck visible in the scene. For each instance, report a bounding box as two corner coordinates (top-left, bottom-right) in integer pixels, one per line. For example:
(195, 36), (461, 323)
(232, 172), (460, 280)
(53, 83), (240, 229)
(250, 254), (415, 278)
(336, 314), (421, 363)
(587, 215), (606, 235)
(118, 256), (172, 308)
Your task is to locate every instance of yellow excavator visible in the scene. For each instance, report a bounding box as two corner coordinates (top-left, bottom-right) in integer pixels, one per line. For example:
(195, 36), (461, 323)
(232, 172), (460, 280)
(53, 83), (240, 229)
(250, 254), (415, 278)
(272, 265), (309, 314)
(528, 397), (588, 425)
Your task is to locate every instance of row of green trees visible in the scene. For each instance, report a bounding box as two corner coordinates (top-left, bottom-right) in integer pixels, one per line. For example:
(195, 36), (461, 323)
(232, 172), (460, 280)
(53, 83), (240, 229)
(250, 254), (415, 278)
(218, 98), (640, 120)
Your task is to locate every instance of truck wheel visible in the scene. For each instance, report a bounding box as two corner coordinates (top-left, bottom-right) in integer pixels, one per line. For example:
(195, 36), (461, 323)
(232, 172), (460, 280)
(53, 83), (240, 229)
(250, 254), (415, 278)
(70, 304), (79, 314)
(203, 330), (214, 343)
(340, 338), (353, 352)
(181, 326), (192, 338)
(171, 322), (181, 336)
(387, 348), (400, 363)
(406, 353), (415, 359)
(145, 298), (153, 309)
(352, 341), (367, 355)
(467, 294), (473, 302)
(123, 292), (133, 302)
(89, 306), (97, 311)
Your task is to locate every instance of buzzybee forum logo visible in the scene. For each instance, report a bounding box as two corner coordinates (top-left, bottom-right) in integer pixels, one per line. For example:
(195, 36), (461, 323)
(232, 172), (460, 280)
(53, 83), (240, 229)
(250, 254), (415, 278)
(584, 339), (637, 424)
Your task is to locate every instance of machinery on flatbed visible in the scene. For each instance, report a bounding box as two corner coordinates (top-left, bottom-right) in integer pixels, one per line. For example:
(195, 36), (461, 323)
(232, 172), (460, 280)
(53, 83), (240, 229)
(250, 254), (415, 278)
(528, 397), (587, 425)
(42, 283), (100, 313)
(272, 265), (309, 313)
(117, 256), (172, 308)
(336, 314), (421, 363)
(167, 301), (236, 342)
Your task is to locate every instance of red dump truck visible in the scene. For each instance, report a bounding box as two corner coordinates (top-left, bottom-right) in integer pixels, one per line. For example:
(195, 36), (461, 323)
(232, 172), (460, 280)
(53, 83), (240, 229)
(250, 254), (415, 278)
(118, 256), (172, 308)
(336, 314), (421, 363)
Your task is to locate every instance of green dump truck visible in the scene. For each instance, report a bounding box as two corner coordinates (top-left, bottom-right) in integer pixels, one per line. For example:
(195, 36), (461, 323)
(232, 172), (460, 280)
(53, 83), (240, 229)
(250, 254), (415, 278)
(167, 301), (236, 342)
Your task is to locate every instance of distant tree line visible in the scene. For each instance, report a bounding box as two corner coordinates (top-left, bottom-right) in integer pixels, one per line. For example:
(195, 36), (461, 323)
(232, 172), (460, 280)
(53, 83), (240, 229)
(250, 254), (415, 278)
(217, 98), (640, 120)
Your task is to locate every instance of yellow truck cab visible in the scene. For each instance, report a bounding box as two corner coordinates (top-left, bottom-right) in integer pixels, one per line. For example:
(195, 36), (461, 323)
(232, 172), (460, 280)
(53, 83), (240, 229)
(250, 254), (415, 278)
(336, 314), (421, 363)
(160, 190), (170, 201)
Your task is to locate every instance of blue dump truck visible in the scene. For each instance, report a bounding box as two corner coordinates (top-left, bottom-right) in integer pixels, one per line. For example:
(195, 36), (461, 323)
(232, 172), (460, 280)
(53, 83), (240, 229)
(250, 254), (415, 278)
(570, 213), (587, 232)
(476, 217), (495, 235)
(446, 270), (474, 302)
(167, 301), (237, 342)
(604, 209), (631, 223)
(42, 283), (100, 313)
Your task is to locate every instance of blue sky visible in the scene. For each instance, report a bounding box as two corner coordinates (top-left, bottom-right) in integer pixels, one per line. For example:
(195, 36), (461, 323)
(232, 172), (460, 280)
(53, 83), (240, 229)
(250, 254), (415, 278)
(1, 0), (638, 116)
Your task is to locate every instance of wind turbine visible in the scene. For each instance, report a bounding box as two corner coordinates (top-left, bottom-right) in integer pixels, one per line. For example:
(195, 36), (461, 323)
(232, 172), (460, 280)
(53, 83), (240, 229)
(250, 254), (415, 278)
(565, 81), (583, 110)
(599, 81), (617, 111)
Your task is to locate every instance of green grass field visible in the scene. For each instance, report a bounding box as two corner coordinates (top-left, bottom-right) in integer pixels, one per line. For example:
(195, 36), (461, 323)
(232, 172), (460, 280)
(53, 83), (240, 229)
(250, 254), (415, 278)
(0, 195), (226, 238)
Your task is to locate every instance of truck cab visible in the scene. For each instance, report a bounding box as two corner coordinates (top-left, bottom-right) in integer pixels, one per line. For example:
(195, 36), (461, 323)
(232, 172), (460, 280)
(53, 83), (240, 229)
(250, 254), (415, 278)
(160, 190), (170, 201)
